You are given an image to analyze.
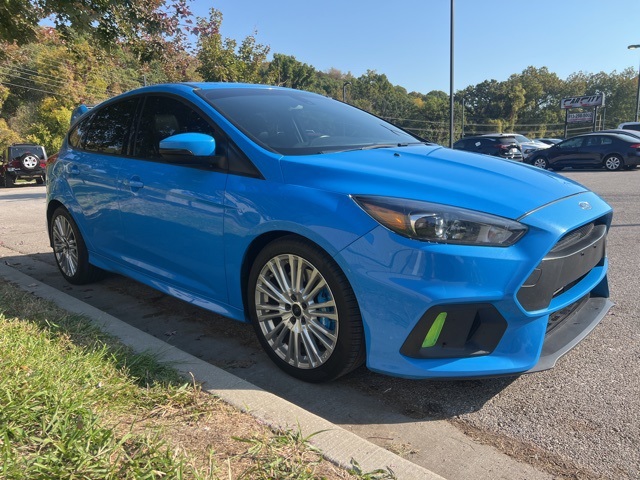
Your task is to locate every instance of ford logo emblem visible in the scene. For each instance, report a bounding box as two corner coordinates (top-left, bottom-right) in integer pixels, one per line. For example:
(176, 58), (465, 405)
(579, 201), (592, 210)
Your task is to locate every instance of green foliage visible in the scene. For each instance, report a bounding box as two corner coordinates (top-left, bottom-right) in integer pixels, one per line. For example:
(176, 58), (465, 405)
(0, 282), (203, 479)
(266, 54), (317, 90)
(196, 8), (269, 83)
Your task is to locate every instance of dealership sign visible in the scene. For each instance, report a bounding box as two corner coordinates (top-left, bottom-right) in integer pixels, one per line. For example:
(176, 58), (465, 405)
(561, 94), (605, 109)
(567, 112), (594, 123)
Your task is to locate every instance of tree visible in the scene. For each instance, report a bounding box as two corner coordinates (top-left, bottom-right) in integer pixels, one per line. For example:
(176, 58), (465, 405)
(265, 54), (317, 90)
(0, 0), (193, 50)
(196, 9), (269, 84)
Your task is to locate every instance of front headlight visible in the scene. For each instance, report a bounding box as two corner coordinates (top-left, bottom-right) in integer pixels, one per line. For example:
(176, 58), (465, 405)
(352, 195), (527, 246)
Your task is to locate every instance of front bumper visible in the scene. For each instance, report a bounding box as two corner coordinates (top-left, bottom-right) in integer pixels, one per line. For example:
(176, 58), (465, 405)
(336, 191), (612, 379)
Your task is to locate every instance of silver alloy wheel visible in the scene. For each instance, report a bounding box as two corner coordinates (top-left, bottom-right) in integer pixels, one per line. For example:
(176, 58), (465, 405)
(52, 215), (79, 277)
(254, 254), (339, 369)
(533, 157), (547, 169)
(22, 154), (39, 169)
(604, 155), (622, 171)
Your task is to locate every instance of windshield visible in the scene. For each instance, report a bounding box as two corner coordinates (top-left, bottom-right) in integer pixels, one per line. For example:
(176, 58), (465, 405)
(513, 135), (533, 144)
(199, 87), (422, 155)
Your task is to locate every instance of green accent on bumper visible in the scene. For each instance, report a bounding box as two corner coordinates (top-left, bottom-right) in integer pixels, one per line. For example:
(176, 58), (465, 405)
(422, 312), (447, 348)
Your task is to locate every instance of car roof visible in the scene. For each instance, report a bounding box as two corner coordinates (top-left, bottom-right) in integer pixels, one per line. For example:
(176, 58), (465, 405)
(599, 129), (640, 138)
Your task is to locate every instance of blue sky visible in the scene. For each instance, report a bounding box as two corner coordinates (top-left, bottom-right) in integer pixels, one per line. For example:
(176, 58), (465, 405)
(191, 0), (640, 94)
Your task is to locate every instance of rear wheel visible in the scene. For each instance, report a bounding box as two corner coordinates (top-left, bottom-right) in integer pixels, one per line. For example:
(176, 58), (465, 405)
(248, 236), (365, 382)
(603, 154), (623, 171)
(4, 174), (15, 188)
(532, 156), (548, 169)
(50, 207), (103, 284)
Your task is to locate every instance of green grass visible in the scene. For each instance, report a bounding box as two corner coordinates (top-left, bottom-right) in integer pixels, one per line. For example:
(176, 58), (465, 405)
(0, 280), (397, 479)
(0, 282), (204, 479)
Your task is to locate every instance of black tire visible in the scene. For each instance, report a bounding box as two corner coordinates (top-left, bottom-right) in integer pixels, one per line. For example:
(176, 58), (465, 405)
(531, 156), (548, 169)
(4, 174), (15, 188)
(247, 236), (365, 382)
(20, 153), (39, 171)
(603, 154), (623, 171)
(50, 207), (103, 285)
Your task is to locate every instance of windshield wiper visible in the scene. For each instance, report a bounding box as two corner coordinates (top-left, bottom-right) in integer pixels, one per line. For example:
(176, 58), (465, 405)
(321, 143), (417, 154)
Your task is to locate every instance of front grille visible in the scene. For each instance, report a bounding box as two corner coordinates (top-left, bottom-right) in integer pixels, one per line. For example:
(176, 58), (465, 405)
(517, 222), (607, 311)
(551, 222), (594, 252)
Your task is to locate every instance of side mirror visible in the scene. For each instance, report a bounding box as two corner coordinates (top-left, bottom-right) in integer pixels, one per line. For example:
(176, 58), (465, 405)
(159, 133), (227, 169)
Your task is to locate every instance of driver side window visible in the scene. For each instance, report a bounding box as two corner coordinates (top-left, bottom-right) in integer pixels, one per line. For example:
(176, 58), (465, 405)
(134, 96), (219, 160)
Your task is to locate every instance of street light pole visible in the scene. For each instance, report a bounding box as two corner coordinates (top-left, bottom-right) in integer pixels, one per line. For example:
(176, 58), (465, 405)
(628, 44), (640, 122)
(342, 81), (351, 103)
(449, 0), (455, 147)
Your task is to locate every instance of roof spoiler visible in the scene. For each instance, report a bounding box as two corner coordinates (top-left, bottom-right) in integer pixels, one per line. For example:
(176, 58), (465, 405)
(70, 104), (93, 126)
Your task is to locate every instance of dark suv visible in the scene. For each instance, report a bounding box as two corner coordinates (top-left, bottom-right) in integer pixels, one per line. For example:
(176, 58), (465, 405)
(1, 144), (48, 187)
(453, 134), (523, 161)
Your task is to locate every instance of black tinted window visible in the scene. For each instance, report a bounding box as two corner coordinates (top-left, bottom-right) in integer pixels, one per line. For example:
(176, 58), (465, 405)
(9, 146), (46, 160)
(134, 96), (218, 159)
(68, 117), (90, 149)
(83, 99), (137, 154)
(201, 88), (421, 155)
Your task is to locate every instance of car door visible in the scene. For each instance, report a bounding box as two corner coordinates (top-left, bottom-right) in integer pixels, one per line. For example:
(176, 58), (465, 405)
(117, 94), (229, 303)
(583, 135), (613, 165)
(63, 97), (138, 260)
(550, 136), (586, 167)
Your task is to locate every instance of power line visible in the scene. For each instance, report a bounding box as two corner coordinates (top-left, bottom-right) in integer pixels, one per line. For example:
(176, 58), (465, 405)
(0, 81), (62, 96)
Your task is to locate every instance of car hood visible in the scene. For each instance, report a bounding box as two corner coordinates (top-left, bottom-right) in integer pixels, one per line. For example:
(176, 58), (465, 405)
(279, 144), (588, 220)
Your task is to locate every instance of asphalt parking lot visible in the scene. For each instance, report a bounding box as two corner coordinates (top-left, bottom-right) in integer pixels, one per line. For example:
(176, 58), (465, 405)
(0, 168), (638, 480)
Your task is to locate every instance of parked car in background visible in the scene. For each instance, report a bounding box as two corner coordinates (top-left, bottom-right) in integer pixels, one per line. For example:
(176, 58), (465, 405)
(491, 133), (550, 159)
(617, 122), (640, 132)
(526, 132), (640, 171)
(535, 138), (563, 145)
(453, 134), (523, 161)
(0, 143), (47, 187)
(599, 129), (640, 140)
(47, 83), (613, 382)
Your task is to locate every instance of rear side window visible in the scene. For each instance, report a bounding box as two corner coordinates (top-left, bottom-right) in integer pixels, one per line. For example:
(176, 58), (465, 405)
(621, 123), (640, 131)
(83, 98), (138, 155)
(68, 117), (90, 149)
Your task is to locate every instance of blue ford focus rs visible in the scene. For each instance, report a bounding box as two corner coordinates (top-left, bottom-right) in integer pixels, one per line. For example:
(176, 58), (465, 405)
(47, 83), (612, 382)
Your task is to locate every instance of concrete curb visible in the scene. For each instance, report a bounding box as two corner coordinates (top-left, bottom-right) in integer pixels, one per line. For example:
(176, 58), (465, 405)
(0, 262), (445, 480)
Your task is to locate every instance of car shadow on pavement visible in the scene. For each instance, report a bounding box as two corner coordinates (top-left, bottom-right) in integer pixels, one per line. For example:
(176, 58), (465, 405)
(2, 251), (515, 427)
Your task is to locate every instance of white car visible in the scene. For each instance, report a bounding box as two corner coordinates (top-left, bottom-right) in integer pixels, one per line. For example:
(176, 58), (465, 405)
(617, 122), (640, 132)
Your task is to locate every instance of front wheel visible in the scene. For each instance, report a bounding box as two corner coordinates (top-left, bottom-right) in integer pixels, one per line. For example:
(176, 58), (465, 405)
(50, 207), (103, 284)
(248, 236), (365, 382)
(603, 155), (623, 171)
(532, 156), (548, 169)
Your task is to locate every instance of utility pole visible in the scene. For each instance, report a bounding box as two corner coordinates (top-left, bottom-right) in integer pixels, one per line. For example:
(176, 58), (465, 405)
(449, 0), (455, 147)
